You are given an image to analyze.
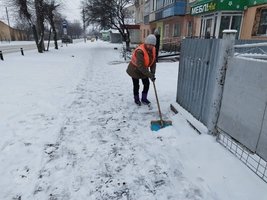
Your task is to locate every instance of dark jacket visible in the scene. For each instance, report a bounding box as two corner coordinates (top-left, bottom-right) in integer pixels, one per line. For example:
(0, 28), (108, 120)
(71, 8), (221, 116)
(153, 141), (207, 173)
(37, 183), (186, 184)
(126, 47), (156, 79)
(155, 34), (160, 61)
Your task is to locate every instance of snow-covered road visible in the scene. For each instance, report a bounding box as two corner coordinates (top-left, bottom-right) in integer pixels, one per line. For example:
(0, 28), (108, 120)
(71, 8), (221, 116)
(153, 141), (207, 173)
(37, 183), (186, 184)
(0, 41), (266, 200)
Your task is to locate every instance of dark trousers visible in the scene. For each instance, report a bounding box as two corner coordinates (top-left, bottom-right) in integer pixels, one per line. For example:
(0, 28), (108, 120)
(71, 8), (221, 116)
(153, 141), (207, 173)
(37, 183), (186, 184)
(132, 78), (150, 96)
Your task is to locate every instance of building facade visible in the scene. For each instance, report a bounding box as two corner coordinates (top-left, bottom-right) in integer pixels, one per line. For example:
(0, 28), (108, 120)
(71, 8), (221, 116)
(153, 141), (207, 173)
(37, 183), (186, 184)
(136, 0), (192, 47)
(190, 0), (267, 39)
(241, 0), (267, 40)
(134, 0), (267, 45)
(135, 0), (151, 43)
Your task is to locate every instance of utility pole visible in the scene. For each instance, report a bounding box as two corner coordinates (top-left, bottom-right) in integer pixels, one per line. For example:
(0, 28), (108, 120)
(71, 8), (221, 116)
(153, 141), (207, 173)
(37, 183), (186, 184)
(83, 8), (86, 43)
(5, 7), (11, 42)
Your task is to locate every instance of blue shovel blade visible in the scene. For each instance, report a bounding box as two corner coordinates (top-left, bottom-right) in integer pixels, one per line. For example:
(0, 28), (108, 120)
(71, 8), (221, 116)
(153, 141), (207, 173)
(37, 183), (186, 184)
(151, 123), (162, 131)
(151, 120), (172, 131)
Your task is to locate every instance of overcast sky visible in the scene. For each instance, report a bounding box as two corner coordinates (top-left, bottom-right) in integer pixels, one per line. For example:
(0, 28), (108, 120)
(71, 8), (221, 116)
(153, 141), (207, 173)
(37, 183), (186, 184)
(61, 0), (82, 22)
(0, 0), (82, 27)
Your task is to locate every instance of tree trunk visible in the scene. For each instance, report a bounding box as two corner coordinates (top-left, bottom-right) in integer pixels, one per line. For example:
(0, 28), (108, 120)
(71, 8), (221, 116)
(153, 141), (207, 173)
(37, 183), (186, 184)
(32, 24), (39, 47)
(53, 30), (58, 49)
(50, 19), (58, 49)
(35, 0), (45, 53)
(125, 33), (130, 51)
(47, 28), (52, 51)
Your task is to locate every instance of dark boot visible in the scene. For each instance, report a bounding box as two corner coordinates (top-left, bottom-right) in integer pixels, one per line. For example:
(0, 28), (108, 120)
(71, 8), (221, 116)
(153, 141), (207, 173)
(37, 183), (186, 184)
(134, 95), (141, 106)
(141, 92), (151, 105)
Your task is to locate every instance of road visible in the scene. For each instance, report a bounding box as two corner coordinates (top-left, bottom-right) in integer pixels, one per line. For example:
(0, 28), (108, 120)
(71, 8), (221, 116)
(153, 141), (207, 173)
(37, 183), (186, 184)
(0, 39), (84, 54)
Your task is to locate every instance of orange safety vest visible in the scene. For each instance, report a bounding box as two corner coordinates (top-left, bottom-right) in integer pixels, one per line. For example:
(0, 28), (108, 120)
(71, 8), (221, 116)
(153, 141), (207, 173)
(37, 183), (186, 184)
(130, 44), (156, 68)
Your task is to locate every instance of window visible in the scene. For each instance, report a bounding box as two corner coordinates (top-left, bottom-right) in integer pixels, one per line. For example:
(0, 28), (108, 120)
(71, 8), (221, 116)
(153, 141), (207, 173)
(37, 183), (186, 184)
(219, 16), (231, 38)
(157, 0), (164, 9)
(164, 0), (174, 6)
(205, 18), (212, 38)
(258, 8), (267, 35)
(231, 16), (242, 37)
(173, 24), (181, 37)
(164, 24), (170, 38)
(143, 29), (146, 38)
(187, 21), (193, 37)
(218, 15), (242, 38)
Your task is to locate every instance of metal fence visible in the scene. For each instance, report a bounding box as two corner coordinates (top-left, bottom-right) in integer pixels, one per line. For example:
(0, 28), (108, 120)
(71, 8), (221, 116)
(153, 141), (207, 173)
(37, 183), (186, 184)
(217, 56), (267, 161)
(235, 40), (267, 54)
(177, 38), (234, 133)
(176, 36), (267, 183)
(218, 133), (267, 183)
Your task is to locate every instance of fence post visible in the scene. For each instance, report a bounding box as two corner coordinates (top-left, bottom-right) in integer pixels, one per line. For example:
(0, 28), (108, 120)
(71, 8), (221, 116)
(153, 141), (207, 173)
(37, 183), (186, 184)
(208, 30), (236, 135)
(0, 51), (3, 60)
(20, 48), (24, 56)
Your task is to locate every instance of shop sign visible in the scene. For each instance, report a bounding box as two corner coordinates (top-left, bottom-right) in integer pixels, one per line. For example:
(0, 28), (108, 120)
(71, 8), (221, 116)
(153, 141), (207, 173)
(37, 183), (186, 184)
(191, 1), (217, 15)
(248, 0), (267, 7)
(191, 0), (248, 15)
(218, 1), (247, 11)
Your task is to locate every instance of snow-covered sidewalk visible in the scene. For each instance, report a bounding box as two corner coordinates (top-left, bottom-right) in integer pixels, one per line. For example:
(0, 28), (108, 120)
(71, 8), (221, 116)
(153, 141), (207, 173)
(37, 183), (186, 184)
(0, 41), (266, 200)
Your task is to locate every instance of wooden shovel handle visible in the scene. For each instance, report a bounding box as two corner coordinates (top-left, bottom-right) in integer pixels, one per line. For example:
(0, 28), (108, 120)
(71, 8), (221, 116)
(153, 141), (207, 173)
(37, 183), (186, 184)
(152, 81), (164, 126)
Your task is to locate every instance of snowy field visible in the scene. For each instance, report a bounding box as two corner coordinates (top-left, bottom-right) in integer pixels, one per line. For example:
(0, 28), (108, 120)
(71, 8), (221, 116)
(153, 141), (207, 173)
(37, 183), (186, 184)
(0, 41), (266, 200)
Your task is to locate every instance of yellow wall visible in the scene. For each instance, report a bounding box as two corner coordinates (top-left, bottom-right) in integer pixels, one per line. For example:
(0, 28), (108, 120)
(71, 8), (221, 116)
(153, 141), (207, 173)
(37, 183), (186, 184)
(240, 5), (267, 40)
(240, 7), (256, 39)
(0, 21), (11, 41)
(0, 21), (27, 41)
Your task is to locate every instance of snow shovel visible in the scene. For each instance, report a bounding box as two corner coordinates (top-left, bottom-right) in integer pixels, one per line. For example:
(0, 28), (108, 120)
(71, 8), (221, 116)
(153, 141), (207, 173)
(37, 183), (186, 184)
(151, 81), (172, 131)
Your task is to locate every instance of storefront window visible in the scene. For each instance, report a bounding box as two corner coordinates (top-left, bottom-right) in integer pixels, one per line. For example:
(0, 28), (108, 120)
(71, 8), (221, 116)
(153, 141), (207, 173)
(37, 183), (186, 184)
(231, 16), (241, 30)
(219, 16), (231, 38)
(231, 16), (242, 38)
(205, 18), (212, 38)
(219, 15), (241, 38)
(200, 15), (216, 38)
(213, 16), (217, 37)
(258, 9), (267, 35)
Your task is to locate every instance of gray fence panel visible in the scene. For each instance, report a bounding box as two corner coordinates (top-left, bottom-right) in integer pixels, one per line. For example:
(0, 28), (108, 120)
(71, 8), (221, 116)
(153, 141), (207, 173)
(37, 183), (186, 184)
(256, 104), (267, 161)
(217, 57), (267, 154)
(177, 39), (230, 131)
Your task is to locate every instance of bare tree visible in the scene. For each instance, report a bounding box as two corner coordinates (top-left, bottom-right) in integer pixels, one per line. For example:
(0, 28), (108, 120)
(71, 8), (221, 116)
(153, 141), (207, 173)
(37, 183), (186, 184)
(82, 0), (134, 50)
(34, 0), (45, 52)
(7, 0), (39, 51)
(14, 18), (33, 40)
(43, 0), (60, 49)
(68, 21), (83, 39)
(6, 0), (52, 52)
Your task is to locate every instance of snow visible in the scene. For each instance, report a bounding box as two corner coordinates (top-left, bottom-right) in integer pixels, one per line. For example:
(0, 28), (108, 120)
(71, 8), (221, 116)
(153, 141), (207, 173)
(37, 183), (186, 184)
(0, 41), (36, 46)
(0, 40), (267, 200)
(234, 42), (267, 48)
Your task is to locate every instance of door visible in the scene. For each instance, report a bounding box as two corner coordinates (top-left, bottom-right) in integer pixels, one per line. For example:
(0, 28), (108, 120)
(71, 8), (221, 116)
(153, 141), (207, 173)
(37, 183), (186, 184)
(200, 16), (216, 38)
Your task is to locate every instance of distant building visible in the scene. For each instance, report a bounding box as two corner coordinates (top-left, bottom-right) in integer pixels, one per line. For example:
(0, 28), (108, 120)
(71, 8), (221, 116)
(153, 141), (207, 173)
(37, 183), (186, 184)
(100, 29), (122, 43)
